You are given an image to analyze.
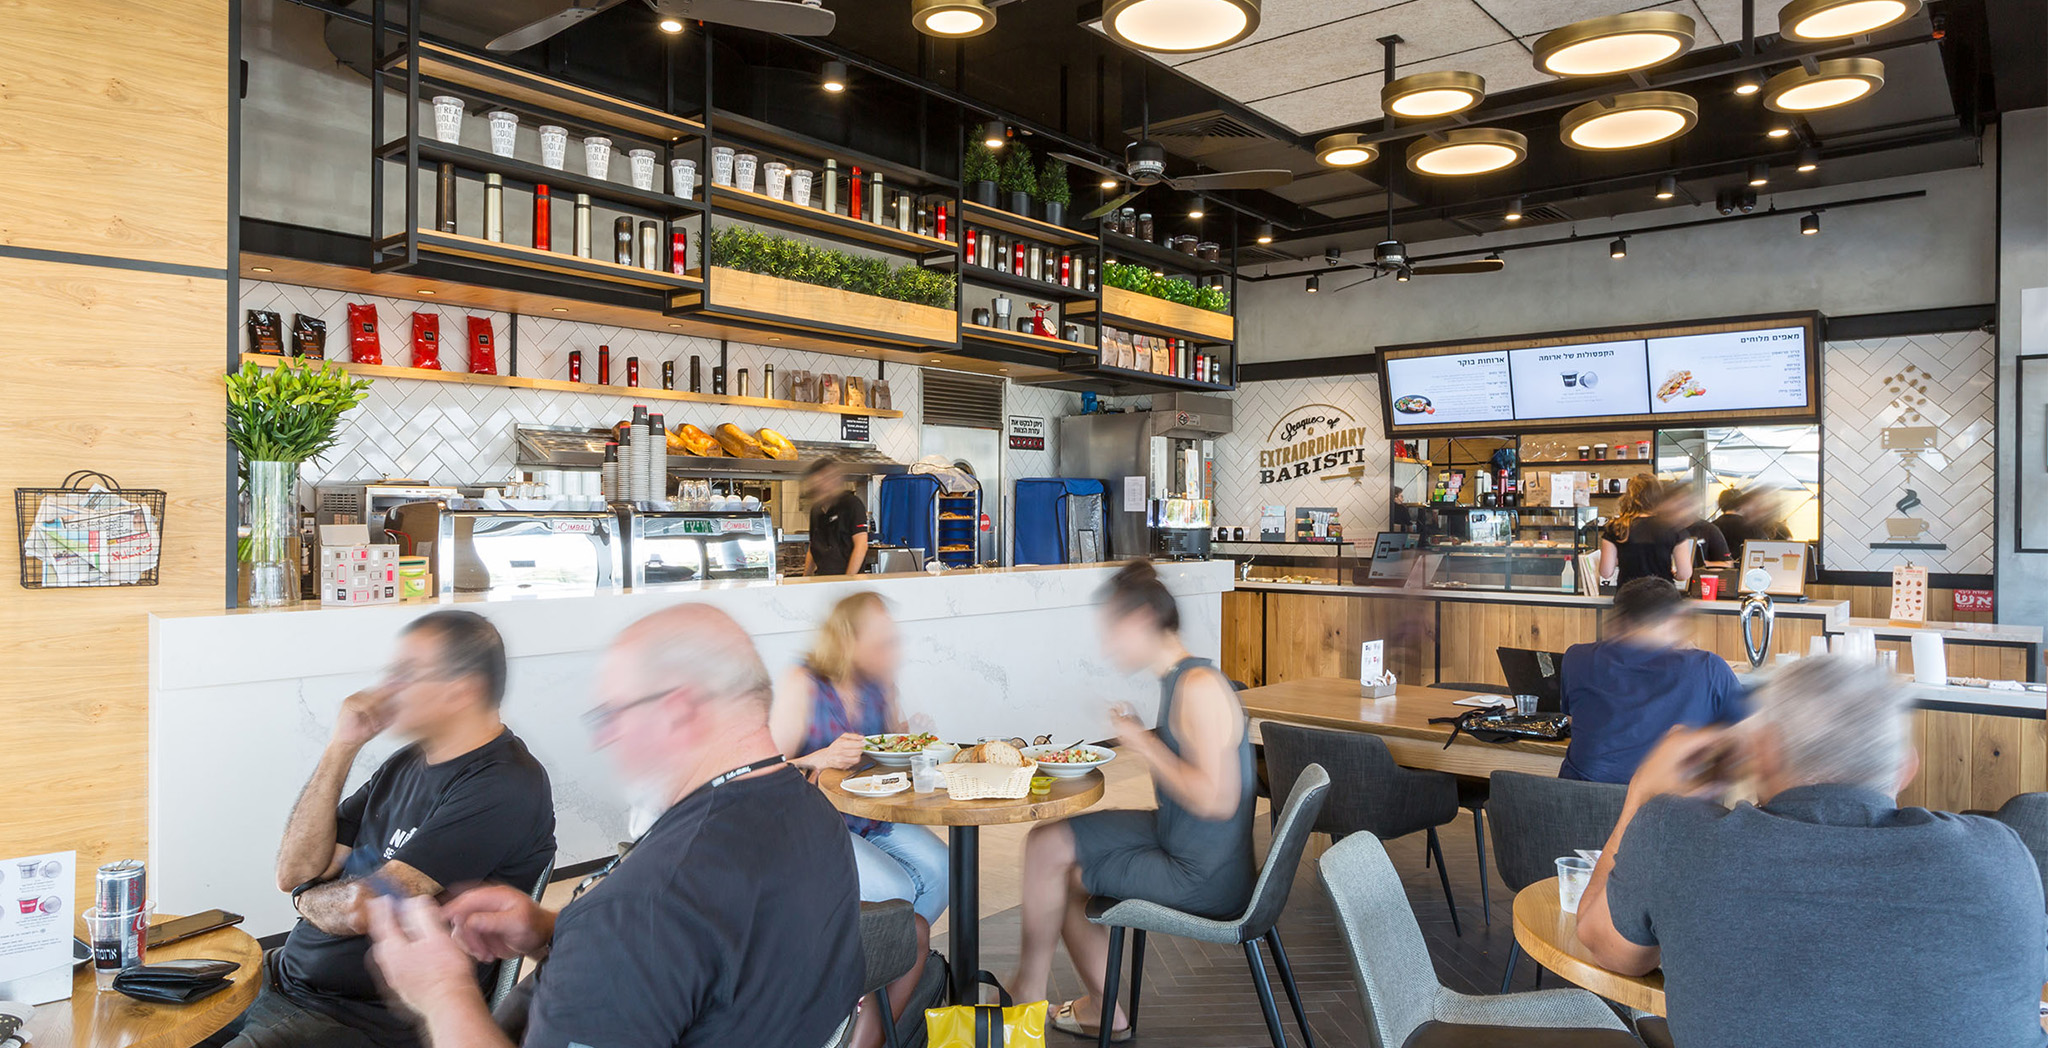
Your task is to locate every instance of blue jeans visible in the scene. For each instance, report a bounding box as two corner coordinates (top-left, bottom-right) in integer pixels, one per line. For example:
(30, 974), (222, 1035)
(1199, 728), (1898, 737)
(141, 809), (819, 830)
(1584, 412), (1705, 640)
(853, 822), (950, 926)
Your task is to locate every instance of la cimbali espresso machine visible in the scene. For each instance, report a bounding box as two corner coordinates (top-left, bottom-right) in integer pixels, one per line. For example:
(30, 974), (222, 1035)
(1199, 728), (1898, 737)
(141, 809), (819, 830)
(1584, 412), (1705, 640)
(1058, 394), (1230, 560)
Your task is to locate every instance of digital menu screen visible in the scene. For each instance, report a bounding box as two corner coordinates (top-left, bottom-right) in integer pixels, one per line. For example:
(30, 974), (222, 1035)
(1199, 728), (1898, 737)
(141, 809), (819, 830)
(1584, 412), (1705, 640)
(1507, 340), (1652, 420)
(1644, 326), (1809, 414)
(1383, 351), (1514, 427)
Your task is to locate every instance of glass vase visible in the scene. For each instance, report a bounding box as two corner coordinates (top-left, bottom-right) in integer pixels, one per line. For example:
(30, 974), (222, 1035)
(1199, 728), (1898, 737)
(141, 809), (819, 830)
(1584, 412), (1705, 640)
(246, 459), (300, 608)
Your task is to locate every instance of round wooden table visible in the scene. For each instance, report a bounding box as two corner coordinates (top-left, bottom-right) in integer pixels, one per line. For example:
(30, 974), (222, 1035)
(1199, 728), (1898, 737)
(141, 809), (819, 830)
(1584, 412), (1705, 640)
(25, 920), (264, 1048)
(819, 765), (1105, 1002)
(1511, 878), (1666, 1015)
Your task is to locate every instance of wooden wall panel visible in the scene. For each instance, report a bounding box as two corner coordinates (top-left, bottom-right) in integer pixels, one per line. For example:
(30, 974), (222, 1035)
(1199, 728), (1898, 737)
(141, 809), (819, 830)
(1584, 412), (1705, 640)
(1438, 603), (1598, 687)
(1221, 591), (1265, 689)
(1897, 710), (2047, 813)
(1353, 594), (1435, 686)
(0, 0), (230, 904)
(1264, 593), (1357, 684)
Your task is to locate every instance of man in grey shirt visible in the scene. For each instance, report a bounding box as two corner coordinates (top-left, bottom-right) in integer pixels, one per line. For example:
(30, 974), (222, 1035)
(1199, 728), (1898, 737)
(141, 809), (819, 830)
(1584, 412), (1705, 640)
(1576, 656), (2048, 1048)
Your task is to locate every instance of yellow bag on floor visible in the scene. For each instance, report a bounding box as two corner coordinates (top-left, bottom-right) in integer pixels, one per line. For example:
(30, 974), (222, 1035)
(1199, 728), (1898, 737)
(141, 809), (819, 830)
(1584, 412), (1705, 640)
(926, 970), (1046, 1048)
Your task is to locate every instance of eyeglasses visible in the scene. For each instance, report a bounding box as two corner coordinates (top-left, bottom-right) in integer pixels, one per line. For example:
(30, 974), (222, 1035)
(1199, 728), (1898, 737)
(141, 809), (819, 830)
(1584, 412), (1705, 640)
(580, 686), (680, 733)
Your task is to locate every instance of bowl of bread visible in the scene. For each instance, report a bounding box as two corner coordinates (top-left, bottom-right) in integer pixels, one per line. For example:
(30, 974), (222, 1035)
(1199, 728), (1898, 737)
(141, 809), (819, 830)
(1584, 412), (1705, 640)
(939, 739), (1038, 800)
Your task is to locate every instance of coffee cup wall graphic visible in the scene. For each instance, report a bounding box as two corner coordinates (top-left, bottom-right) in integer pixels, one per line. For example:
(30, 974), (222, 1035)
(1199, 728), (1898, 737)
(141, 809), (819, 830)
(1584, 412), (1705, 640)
(1871, 364), (1947, 551)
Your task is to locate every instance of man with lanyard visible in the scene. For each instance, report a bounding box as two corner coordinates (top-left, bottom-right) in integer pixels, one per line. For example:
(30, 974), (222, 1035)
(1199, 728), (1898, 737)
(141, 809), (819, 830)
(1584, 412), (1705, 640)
(368, 604), (863, 1048)
(803, 456), (870, 576)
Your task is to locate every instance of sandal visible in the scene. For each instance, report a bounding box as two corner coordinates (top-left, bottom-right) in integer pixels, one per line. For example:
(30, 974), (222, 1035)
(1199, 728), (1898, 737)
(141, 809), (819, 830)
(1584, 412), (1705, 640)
(1050, 999), (1132, 1042)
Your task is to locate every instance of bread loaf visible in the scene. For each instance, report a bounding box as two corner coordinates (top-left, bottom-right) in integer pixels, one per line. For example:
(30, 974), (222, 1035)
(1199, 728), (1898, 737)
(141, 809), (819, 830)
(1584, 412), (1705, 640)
(671, 424), (724, 457)
(981, 739), (1023, 768)
(713, 423), (770, 459)
(756, 428), (798, 461)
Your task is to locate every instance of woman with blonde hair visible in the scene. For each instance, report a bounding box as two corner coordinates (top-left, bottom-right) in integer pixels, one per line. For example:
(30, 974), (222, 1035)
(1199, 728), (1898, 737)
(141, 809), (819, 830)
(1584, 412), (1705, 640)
(1600, 473), (1693, 588)
(770, 591), (946, 1048)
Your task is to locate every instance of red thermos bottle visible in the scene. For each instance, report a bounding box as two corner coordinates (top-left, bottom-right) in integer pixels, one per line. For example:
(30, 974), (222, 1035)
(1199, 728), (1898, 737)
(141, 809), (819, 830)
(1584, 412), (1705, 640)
(569, 350), (582, 382)
(964, 228), (977, 267)
(936, 203), (948, 239)
(598, 345), (611, 384)
(534, 185), (551, 251)
(627, 356), (640, 387)
(848, 167), (863, 219)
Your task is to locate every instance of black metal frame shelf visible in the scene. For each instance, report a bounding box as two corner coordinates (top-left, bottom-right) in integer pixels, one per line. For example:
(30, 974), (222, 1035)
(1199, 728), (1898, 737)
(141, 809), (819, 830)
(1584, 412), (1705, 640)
(384, 228), (704, 305)
(1069, 300), (1233, 346)
(709, 184), (955, 256)
(959, 323), (1098, 357)
(948, 261), (1099, 302)
(713, 111), (959, 193)
(378, 137), (703, 219)
(383, 40), (706, 145)
(1025, 361), (1235, 396)
(959, 201), (1097, 248)
(1097, 228), (1232, 276)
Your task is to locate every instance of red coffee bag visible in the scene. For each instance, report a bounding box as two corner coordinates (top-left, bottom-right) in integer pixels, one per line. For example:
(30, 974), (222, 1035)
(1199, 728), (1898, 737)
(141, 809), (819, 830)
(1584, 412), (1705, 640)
(411, 312), (442, 370)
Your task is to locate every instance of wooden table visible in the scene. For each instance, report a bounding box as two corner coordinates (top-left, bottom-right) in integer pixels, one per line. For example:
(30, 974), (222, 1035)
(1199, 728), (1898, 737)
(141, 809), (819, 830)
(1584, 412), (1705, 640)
(819, 765), (1105, 1002)
(1512, 877), (1666, 1015)
(1239, 678), (1567, 778)
(27, 921), (263, 1048)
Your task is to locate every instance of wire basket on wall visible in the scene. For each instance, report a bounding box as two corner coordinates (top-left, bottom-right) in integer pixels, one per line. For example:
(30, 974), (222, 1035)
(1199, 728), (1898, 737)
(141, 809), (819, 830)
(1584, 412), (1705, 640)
(14, 471), (167, 589)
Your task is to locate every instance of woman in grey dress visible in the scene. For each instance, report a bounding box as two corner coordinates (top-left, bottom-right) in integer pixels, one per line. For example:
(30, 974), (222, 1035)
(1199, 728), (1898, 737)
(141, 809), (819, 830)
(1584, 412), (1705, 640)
(1011, 560), (1257, 1041)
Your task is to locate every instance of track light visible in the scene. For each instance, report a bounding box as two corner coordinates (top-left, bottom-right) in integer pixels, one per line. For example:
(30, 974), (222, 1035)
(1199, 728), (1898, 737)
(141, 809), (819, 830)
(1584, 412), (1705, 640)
(982, 121), (1006, 149)
(1717, 189), (1735, 214)
(1767, 126), (1792, 138)
(1188, 208), (1205, 219)
(1504, 196), (1525, 222)
(1748, 161), (1770, 187)
(912, 0), (997, 37)
(1801, 212), (1821, 235)
(1740, 188), (1758, 212)
(1100, 177), (1119, 189)
(1610, 237), (1628, 259)
(1734, 73), (1762, 96)
(1255, 223), (1274, 244)
(1305, 274), (1319, 293)
(1797, 148), (1820, 172)
(821, 60), (848, 93)
(1395, 267), (1411, 282)
(658, 17), (685, 33)
(1655, 174), (1678, 200)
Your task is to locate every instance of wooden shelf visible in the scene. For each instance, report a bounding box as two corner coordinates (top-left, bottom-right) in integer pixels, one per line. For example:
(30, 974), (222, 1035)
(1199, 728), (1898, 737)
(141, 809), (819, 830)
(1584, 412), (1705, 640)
(237, 353), (903, 417)
(383, 137), (701, 219)
(712, 110), (958, 192)
(709, 184), (954, 255)
(388, 42), (705, 144)
(1022, 361), (1233, 395)
(402, 228), (705, 296)
(960, 201), (1098, 248)
(700, 267), (958, 349)
(960, 323), (1098, 356)
(1098, 228), (1232, 275)
(953, 262), (1099, 302)
(1071, 285), (1235, 343)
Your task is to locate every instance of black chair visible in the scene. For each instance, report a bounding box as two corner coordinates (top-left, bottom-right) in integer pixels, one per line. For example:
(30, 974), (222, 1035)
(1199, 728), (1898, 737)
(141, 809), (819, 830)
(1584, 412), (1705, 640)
(1264, 723), (1466, 936)
(1087, 764), (1332, 1048)
(821, 899), (921, 1048)
(1486, 771), (1628, 991)
(1986, 793), (2048, 908)
(1455, 777), (1492, 924)
(488, 860), (554, 1009)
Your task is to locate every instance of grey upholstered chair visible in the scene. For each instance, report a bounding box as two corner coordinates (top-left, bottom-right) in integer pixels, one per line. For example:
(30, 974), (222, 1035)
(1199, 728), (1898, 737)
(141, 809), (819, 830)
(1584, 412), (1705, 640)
(1986, 792), (2048, 909)
(1318, 833), (1644, 1048)
(1263, 722), (1467, 935)
(487, 860), (555, 1009)
(1087, 764), (1332, 1048)
(1487, 771), (1628, 991)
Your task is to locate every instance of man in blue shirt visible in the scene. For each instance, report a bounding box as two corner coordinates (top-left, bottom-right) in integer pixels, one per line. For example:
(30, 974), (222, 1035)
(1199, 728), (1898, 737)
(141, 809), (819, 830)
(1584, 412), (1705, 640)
(1559, 577), (1744, 782)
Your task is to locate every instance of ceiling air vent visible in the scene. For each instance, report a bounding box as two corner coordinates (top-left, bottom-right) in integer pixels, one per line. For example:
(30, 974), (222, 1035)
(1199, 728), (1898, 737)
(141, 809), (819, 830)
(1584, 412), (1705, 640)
(921, 369), (1004, 430)
(1137, 111), (1267, 141)
(1516, 204), (1574, 225)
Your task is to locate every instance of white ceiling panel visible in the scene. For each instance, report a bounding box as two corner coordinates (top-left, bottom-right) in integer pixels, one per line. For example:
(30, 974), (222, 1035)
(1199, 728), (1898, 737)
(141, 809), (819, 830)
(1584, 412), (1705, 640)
(1174, 0), (1515, 108)
(1160, 0), (1415, 66)
(1244, 40), (1538, 133)
(1690, 0), (1782, 41)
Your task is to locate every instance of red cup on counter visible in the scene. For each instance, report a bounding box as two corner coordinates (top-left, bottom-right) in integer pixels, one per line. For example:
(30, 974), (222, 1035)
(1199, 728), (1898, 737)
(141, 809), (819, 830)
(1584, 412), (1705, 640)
(1700, 576), (1722, 601)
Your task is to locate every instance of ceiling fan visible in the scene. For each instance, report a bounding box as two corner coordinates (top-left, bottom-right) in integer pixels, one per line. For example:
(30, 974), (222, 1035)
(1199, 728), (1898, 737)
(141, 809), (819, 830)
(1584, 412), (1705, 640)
(1327, 241), (1504, 279)
(487, 0), (833, 52)
(1050, 78), (1292, 219)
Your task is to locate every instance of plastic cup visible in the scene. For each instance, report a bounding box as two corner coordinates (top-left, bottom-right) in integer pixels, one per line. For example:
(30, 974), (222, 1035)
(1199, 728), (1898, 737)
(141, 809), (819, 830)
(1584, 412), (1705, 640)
(85, 904), (152, 991)
(910, 753), (941, 794)
(486, 110), (518, 157)
(1700, 576), (1721, 600)
(538, 125), (567, 169)
(1514, 693), (1538, 716)
(1556, 857), (1594, 914)
(430, 95), (464, 144)
(583, 136), (612, 179)
(710, 146), (735, 186)
(627, 148), (657, 191)
(763, 161), (790, 200)
(790, 168), (814, 207)
(670, 158), (697, 199)
(733, 153), (759, 193)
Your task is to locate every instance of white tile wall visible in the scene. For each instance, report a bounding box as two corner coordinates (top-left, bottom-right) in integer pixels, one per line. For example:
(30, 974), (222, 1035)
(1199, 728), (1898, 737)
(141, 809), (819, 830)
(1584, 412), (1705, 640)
(1211, 373), (1391, 536)
(1821, 330), (1996, 575)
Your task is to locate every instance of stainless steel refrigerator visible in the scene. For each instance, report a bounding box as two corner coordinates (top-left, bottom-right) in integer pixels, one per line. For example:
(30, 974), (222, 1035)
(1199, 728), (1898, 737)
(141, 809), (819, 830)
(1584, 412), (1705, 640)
(1057, 393), (1231, 560)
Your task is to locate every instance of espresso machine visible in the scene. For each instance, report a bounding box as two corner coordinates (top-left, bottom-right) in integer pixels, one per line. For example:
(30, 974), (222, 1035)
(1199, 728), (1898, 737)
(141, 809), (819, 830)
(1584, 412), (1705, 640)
(1057, 394), (1230, 560)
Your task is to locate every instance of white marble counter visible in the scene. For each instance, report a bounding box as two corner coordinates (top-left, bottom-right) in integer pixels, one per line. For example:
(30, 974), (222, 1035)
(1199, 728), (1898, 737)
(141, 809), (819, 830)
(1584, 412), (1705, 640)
(149, 561), (1235, 935)
(1834, 616), (2045, 647)
(1234, 579), (1850, 628)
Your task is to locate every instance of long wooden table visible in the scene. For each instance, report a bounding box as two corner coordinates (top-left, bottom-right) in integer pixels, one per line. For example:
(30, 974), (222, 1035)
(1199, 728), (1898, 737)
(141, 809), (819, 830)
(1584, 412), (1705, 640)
(1239, 677), (1565, 778)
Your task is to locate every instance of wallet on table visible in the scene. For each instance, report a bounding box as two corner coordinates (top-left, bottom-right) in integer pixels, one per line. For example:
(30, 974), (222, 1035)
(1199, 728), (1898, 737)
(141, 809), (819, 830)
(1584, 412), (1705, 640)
(112, 958), (242, 1004)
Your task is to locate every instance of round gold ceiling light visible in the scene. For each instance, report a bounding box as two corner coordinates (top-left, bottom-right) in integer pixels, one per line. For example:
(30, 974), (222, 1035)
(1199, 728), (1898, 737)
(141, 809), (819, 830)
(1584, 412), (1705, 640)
(1101, 0), (1259, 52)
(1762, 57), (1885, 112)
(1778, 0), (1921, 40)
(1406, 128), (1528, 176)
(1381, 71), (1486, 119)
(1314, 133), (1379, 167)
(911, 0), (996, 37)
(1560, 91), (1700, 150)
(1532, 11), (1696, 76)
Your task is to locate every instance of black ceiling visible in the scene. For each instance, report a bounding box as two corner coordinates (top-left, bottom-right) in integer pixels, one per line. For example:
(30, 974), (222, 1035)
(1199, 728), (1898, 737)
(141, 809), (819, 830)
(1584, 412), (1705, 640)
(322, 0), (2032, 261)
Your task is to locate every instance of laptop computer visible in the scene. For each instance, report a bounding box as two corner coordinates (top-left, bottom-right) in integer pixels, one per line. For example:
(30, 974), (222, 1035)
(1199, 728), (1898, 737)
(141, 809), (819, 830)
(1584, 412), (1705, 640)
(1496, 647), (1567, 714)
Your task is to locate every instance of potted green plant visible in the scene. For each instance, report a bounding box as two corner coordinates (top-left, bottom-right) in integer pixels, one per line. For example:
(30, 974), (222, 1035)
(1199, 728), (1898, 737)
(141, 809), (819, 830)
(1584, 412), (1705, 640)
(1038, 155), (1072, 228)
(965, 140), (1000, 207)
(225, 357), (372, 606)
(999, 142), (1035, 218)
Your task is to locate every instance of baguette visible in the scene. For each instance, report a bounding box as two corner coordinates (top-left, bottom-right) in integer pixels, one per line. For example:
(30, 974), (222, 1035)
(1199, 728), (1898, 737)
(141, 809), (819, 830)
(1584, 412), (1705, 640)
(713, 423), (770, 459)
(672, 424), (724, 457)
(756, 427), (799, 461)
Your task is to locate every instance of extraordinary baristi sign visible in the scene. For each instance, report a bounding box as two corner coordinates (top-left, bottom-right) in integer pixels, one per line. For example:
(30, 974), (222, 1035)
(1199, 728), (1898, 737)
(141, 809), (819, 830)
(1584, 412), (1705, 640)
(1259, 404), (1372, 483)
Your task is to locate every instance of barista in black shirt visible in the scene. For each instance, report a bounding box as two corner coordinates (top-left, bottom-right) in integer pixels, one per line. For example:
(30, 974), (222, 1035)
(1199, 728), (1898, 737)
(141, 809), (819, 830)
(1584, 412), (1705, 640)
(227, 611), (555, 1048)
(804, 456), (870, 576)
(368, 604), (862, 1048)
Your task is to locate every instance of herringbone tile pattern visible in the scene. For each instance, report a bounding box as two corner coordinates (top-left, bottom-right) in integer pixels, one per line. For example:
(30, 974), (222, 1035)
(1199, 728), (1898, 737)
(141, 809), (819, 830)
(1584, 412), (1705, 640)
(1213, 375), (1389, 536)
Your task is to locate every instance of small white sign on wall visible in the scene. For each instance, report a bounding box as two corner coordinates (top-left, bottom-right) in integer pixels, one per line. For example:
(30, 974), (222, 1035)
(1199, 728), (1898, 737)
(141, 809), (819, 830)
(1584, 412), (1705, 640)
(1123, 475), (1148, 512)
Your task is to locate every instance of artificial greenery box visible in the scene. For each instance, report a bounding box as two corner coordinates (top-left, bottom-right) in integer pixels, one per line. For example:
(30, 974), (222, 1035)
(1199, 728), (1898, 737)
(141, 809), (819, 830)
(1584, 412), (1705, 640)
(706, 226), (958, 343)
(1102, 260), (1231, 314)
